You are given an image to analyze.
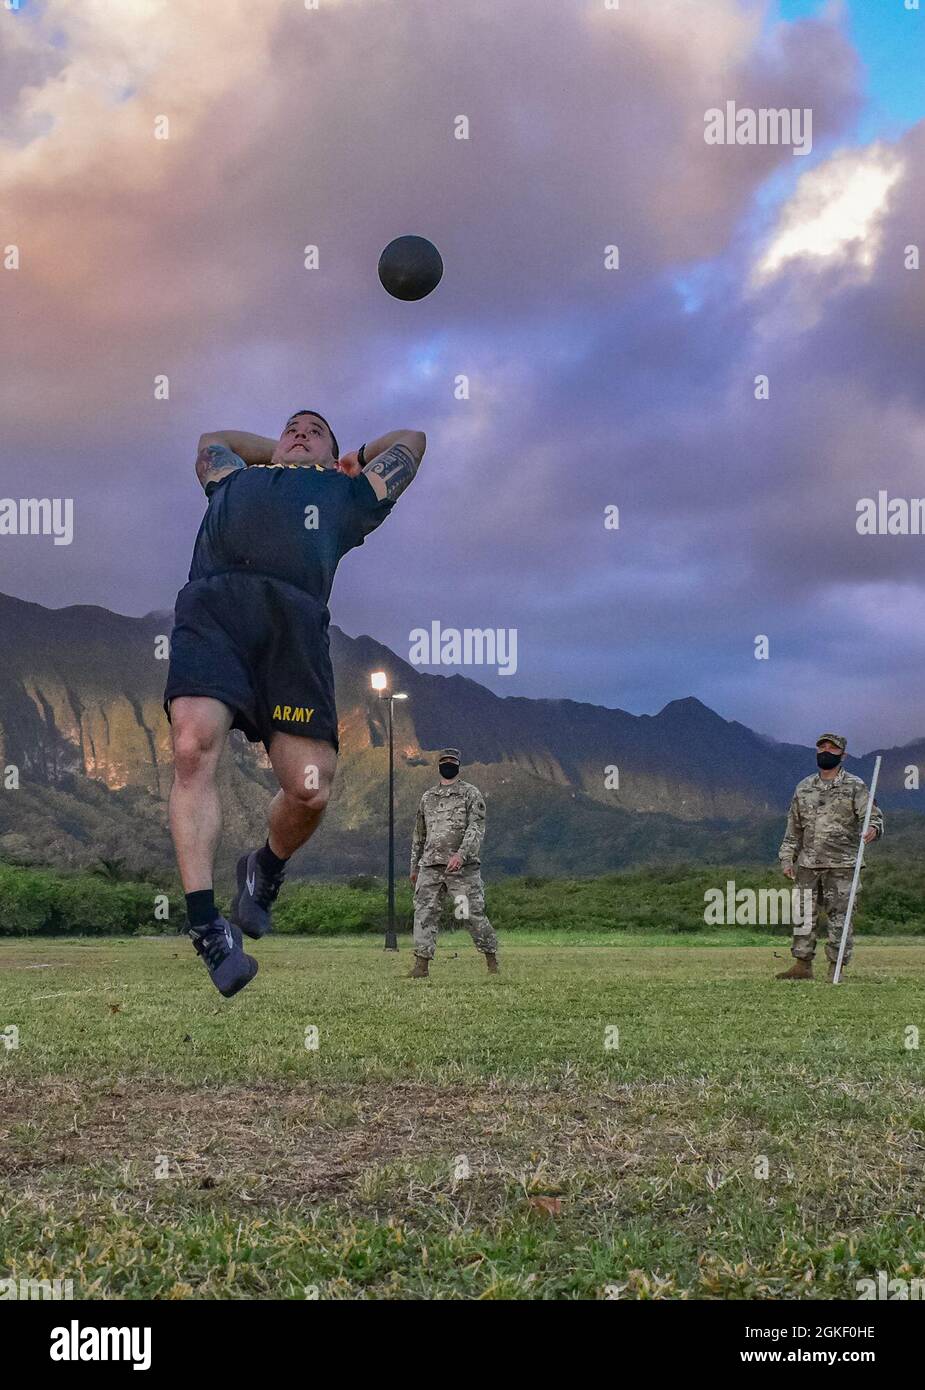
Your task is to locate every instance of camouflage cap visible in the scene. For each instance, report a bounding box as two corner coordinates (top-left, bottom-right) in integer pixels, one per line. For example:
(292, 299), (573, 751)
(816, 733), (847, 752)
(438, 748), (461, 765)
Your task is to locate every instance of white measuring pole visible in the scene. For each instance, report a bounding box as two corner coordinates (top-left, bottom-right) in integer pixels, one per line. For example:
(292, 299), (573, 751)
(832, 754), (881, 985)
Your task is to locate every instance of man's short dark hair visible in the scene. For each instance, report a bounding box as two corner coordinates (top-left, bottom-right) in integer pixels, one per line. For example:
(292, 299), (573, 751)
(288, 410), (339, 458)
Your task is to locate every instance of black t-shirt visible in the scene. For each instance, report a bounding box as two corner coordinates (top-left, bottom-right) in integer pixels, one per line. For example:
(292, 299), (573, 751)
(189, 463), (394, 604)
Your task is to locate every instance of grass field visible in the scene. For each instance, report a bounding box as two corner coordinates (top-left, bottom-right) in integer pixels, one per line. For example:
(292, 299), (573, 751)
(1, 934), (924, 1300)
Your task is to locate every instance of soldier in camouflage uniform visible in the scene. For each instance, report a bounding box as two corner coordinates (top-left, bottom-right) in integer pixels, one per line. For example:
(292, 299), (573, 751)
(408, 748), (499, 977)
(777, 733), (883, 981)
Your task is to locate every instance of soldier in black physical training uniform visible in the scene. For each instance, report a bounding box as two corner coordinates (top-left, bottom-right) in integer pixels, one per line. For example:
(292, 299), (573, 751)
(164, 410), (426, 995)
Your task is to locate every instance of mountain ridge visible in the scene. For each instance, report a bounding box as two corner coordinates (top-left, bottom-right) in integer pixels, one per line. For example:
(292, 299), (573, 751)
(0, 591), (921, 877)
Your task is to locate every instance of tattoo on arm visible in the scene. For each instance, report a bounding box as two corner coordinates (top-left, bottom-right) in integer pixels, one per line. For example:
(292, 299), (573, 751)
(195, 442), (247, 492)
(362, 442), (418, 502)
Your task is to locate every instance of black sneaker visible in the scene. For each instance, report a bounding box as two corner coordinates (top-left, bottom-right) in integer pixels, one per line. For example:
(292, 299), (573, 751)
(230, 849), (285, 940)
(189, 915), (258, 997)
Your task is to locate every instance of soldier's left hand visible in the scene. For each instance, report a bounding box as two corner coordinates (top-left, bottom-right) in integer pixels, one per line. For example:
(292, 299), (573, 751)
(863, 828), (878, 844)
(446, 853), (462, 872)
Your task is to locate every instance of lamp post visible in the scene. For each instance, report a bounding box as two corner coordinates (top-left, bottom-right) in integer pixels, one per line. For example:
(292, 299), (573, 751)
(370, 672), (407, 951)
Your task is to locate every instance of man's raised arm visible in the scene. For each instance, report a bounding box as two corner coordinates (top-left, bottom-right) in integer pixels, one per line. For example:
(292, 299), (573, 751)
(355, 430), (426, 503)
(194, 431), (276, 493)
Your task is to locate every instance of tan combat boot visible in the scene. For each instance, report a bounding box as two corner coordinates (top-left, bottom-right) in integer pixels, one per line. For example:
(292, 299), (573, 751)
(485, 953), (500, 974)
(827, 960), (846, 982)
(776, 957), (813, 980)
(408, 955), (430, 978)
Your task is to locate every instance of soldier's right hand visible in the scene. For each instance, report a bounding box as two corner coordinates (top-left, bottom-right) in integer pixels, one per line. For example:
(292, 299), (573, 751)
(782, 865), (795, 880)
(410, 872), (417, 884)
(336, 451), (362, 477)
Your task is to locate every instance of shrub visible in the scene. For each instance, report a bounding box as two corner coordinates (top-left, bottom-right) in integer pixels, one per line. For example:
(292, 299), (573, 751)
(0, 864), (168, 936)
(0, 861), (922, 938)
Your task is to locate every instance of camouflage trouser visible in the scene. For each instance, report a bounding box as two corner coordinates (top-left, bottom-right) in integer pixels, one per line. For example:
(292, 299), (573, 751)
(412, 863), (497, 960)
(791, 866), (856, 963)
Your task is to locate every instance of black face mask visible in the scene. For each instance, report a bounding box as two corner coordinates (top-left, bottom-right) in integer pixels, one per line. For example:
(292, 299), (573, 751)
(439, 763), (459, 780)
(816, 751), (842, 770)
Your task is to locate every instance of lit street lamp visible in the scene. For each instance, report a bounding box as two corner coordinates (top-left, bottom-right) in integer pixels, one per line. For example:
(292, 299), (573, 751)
(370, 672), (408, 951)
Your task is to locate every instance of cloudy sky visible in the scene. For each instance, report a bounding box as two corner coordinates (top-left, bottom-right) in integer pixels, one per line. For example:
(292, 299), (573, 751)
(1, 0), (923, 751)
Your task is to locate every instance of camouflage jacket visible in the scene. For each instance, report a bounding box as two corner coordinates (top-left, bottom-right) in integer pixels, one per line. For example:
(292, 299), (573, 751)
(779, 768), (884, 869)
(410, 781), (486, 871)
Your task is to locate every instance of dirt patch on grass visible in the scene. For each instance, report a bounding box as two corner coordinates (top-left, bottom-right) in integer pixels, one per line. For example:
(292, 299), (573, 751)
(0, 1077), (651, 1204)
(2, 1075), (919, 1225)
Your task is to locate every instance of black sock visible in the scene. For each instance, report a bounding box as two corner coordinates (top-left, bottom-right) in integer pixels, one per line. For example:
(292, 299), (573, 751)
(186, 889), (218, 930)
(256, 840), (289, 876)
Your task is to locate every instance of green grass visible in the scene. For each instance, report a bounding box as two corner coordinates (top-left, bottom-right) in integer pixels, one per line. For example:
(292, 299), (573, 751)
(1, 935), (924, 1299)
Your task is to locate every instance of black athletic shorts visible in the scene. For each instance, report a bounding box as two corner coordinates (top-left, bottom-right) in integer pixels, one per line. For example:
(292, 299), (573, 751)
(163, 571), (339, 751)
